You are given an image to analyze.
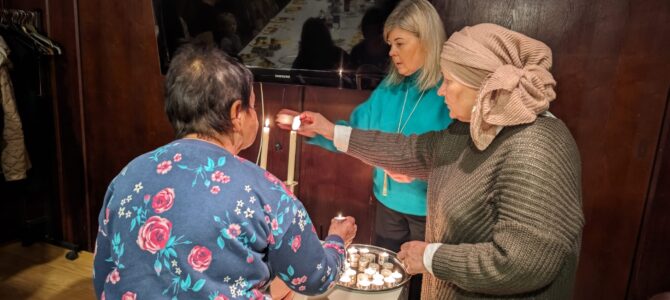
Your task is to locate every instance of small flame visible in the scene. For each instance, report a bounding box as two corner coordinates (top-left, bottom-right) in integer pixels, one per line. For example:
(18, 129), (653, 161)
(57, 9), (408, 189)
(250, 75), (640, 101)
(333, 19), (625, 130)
(265, 118), (270, 127)
(291, 116), (301, 131)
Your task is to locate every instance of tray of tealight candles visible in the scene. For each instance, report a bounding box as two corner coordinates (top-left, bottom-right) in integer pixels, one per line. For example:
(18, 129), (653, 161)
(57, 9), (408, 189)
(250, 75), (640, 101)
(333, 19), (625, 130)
(337, 244), (410, 293)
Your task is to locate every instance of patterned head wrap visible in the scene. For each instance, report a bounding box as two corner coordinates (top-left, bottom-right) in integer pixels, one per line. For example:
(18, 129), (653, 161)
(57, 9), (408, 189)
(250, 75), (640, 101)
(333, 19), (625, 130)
(441, 23), (556, 150)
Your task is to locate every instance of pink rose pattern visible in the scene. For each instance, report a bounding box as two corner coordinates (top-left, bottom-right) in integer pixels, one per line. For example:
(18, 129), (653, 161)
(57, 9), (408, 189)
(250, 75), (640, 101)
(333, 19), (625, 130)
(136, 216), (172, 254)
(94, 143), (345, 299)
(156, 160), (172, 174)
(187, 245), (212, 272)
(210, 185), (221, 194)
(291, 235), (302, 253)
(121, 291), (136, 300)
(211, 171), (230, 184)
(106, 268), (120, 284)
(227, 224), (241, 238)
(151, 188), (175, 213)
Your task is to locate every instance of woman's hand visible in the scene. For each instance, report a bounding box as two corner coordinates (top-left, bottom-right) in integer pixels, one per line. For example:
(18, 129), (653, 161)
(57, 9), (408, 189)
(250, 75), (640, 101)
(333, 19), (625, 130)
(327, 216), (357, 247)
(397, 241), (428, 275)
(298, 111), (336, 140)
(385, 170), (414, 183)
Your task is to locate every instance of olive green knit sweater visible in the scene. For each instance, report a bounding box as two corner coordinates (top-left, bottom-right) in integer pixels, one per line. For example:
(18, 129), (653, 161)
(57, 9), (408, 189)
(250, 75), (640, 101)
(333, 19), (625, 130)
(346, 117), (584, 299)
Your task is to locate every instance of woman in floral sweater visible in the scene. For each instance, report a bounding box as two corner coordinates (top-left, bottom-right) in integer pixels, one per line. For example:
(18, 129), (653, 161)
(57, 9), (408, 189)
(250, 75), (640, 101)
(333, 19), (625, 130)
(93, 43), (357, 300)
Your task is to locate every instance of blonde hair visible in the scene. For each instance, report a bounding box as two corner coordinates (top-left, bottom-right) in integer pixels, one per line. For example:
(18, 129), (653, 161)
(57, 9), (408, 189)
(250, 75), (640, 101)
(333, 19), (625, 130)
(383, 0), (446, 91)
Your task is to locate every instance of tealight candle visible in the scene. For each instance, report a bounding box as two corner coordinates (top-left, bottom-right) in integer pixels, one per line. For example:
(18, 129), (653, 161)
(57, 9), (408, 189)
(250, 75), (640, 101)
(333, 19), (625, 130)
(347, 247), (358, 255)
(357, 273), (369, 283)
(364, 267), (376, 277)
(381, 269), (392, 277)
(334, 213), (345, 221)
(372, 278), (384, 290)
(357, 279), (371, 290)
(372, 273), (384, 282)
(391, 270), (403, 280)
(382, 262), (394, 271)
(359, 248), (370, 255)
(384, 276), (396, 288)
(378, 252), (389, 264)
(345, 269), (357, 277)
(339, 275), (352, 287)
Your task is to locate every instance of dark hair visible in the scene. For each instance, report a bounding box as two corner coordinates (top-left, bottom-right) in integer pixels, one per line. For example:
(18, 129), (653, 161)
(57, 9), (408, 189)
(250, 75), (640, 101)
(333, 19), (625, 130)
(165, 43), (253, 138)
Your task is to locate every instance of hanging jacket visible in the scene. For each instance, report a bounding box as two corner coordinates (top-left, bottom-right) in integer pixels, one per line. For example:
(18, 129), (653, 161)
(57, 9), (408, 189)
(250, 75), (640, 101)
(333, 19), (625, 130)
(0, 35), (30, 181)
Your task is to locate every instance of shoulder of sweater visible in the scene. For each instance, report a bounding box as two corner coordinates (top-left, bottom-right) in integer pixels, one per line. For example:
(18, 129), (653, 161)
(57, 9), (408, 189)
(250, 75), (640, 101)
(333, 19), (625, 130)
(500, 117), (579, 155)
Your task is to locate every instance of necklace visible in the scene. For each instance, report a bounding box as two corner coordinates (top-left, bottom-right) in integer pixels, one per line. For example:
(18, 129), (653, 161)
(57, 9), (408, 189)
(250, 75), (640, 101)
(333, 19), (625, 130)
(383, 88), (426, 196)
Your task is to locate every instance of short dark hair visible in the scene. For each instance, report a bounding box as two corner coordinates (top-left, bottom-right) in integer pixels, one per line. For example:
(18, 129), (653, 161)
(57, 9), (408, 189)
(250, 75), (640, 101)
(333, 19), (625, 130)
(165, 43), (253, 138)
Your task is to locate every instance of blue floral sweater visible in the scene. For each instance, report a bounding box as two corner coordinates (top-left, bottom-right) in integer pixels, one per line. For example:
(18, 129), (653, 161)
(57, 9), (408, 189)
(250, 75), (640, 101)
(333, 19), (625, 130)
(93, 139), (346, 300)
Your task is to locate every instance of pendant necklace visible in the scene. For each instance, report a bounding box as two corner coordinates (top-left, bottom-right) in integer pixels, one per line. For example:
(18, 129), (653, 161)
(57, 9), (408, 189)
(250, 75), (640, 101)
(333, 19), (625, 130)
(382, 88), (426, 196)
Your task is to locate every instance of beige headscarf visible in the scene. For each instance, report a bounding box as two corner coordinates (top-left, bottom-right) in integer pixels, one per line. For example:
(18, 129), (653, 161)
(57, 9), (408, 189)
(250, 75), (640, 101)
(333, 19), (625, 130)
(441, 23), (556, 150)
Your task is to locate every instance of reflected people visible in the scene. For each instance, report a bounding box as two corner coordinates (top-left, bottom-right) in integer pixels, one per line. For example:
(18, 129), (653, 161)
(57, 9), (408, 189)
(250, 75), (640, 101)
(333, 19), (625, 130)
(292, 17), (350, 71)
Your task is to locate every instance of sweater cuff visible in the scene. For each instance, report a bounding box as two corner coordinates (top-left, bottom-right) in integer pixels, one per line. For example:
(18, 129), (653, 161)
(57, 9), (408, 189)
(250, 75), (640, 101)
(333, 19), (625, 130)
(333, 125), (352, 152)
(423, 243), (443, 275)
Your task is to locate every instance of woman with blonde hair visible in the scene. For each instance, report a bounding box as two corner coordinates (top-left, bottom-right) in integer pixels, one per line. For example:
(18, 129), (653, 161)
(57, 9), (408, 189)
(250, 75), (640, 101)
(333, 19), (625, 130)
(279, 1), (450, 298)
(293, 23), (584, 299)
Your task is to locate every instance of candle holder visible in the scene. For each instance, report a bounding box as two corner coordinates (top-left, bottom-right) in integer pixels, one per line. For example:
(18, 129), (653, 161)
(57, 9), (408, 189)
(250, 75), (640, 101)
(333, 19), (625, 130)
(284, 181), (298, 193)
(336, 243), (411, 293)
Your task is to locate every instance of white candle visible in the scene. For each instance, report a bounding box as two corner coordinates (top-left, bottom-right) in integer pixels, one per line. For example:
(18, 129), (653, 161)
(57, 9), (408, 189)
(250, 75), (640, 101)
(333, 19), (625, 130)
(260, 118), (270, 170)
(334, 213), (345, 221)
(372, 278), (384, 290)
(357, 279), (371, 290)
(391, 270), (403, 280)
(347, 247), (358, 255)
(383, 276), (396, 288)
(286, 116), (300, 191)
(378, 252), (389, 265)
(359, 248), (370, 255)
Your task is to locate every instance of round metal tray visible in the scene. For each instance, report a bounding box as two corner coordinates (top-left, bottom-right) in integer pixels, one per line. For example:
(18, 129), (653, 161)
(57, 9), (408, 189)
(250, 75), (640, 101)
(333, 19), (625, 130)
(335, 243), (411, 293)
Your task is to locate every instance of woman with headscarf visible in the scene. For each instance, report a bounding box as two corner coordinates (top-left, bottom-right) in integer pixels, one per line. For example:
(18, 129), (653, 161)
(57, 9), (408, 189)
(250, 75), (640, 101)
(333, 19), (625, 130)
(293, 23), (584, 299)
(280, 1), (451, 298)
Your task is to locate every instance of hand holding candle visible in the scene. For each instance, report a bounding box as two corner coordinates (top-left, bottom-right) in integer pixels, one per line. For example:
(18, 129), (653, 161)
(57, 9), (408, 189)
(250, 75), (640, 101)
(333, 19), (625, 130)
(328, 215), (357, 247)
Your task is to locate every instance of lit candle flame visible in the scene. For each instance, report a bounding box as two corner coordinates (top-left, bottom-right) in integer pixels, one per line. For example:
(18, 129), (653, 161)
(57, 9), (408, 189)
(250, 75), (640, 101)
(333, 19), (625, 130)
(265, 118), (270, 127)
(291, 116), (301, 131)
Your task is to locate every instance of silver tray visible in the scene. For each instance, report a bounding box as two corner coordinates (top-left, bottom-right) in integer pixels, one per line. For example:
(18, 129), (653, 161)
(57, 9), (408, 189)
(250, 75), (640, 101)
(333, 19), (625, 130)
(336, 244), (411, 293)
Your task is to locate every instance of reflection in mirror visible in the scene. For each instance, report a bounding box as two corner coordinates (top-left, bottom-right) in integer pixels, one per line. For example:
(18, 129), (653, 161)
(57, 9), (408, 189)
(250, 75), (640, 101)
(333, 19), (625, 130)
(152, 0), (400, 89)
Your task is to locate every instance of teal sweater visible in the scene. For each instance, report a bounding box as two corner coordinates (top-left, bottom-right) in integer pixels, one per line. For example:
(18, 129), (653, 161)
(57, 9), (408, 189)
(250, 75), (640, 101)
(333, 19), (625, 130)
(308, 74), (452, 216)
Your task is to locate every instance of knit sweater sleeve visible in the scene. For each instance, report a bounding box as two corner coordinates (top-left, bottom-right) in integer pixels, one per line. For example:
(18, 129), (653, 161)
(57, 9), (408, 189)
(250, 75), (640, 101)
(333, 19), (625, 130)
(431, 123), (584, 295)
(345, 128), (440, 180)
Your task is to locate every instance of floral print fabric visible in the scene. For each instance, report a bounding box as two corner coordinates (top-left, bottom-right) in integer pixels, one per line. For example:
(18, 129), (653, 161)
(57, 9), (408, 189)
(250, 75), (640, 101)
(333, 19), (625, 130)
(94, 139), (345, 300)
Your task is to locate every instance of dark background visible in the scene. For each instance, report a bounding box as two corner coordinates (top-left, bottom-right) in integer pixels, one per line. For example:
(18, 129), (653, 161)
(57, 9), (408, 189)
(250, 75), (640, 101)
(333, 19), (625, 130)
(0, 0), (668, 299)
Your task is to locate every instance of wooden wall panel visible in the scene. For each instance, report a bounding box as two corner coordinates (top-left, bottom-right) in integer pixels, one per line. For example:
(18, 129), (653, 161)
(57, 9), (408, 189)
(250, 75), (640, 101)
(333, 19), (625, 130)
(77, 1), (173, 249)
(46, 0), (88, 249)
(629, 94), (670, 299)
(431, 0), (670, 299)
(301, 86), (374, 243)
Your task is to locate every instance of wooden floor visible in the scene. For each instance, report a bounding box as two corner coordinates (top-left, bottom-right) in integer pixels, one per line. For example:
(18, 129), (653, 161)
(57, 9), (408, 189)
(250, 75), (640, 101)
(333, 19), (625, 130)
(0, 242), (95, 299)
